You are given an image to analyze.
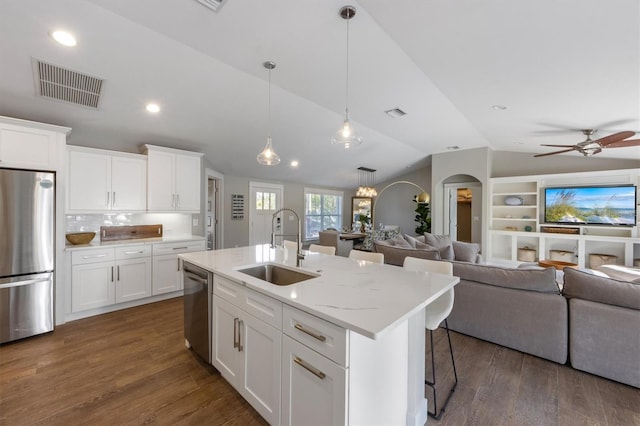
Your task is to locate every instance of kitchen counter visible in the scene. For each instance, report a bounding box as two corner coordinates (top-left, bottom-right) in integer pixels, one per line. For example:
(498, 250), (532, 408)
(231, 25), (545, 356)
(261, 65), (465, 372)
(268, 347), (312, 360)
(180, 244), (459, 425)
(180, 244), (458, 339)
(65, 235), (205, 251)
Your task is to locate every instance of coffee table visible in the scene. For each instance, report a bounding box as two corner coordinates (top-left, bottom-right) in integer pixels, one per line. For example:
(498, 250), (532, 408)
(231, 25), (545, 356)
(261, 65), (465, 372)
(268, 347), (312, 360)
(538, 259), (578, 270)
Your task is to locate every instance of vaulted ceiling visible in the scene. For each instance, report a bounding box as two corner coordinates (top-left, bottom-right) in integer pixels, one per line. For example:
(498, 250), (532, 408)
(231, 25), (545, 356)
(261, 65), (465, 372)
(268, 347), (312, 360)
(0, 0), (638, 188)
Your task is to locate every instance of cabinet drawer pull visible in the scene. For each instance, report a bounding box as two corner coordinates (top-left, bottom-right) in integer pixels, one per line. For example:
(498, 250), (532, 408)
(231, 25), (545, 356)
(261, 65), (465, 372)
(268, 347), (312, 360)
(111, 266), (114, 282)
(117, 265), (120, 281)
(294, 323), (327, 342)
(112, 191), (116, 207)
(173, 247), (188, 250)
(238, 319), (243, 352)
(233, 318), (239, 348)
(123, 250), (144, 255)
(106, 191), (110, 207)
(82, 254), (107, 259)
(294, 357), (326, 380)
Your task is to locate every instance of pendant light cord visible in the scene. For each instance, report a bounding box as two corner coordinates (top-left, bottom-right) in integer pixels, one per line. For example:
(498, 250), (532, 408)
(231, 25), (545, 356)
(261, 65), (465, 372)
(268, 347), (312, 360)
(268, 66), (272, 138)
(345, 16), (350, 120)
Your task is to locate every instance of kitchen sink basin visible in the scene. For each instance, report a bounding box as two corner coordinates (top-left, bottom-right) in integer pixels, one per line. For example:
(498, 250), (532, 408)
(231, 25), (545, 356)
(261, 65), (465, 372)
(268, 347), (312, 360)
(237, 263), (318, 286)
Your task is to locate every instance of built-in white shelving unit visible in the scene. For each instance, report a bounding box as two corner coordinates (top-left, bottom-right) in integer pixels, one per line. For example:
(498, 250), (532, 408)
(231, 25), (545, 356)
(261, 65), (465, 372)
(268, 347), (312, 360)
(488, 169), (640, 268)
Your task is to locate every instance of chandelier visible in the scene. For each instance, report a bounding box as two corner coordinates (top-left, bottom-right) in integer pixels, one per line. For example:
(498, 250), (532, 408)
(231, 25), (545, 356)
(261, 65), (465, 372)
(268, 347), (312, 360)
(356, 167), (377, 197)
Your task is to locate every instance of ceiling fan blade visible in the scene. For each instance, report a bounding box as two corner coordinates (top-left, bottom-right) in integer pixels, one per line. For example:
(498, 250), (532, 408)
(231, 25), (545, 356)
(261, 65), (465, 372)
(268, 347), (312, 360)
(540, 144), (578, 148)
(604, 139), (640, 148)
(593, 131), (636, 146)
(534, 148), (577, 158)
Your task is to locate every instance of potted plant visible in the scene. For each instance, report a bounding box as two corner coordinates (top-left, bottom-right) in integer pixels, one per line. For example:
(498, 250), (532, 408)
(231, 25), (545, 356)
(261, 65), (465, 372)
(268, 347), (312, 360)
(358, 213), (370, 232)
(413, 198), (431, 234)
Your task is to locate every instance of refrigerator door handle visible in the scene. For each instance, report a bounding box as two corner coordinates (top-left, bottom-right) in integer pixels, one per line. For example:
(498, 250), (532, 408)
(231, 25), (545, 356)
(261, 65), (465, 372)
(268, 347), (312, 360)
(0, 277), (51, 290)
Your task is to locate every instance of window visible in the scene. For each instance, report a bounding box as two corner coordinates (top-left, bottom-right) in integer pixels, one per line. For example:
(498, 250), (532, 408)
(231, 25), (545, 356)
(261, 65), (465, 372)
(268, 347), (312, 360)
(256, 191), (277, 211)
(304, 188), (343, 240)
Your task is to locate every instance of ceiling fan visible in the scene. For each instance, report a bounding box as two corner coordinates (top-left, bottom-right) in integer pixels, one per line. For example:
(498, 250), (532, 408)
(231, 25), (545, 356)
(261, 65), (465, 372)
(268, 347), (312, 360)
(534, 129), (640, 157)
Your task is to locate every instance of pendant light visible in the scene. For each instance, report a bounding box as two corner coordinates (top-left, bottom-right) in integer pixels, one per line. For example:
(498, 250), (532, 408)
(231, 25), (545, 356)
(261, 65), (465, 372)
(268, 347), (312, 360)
(356, 167), (377, 197)
(257, 61), (281, 165)
(332, 5), (363, 148)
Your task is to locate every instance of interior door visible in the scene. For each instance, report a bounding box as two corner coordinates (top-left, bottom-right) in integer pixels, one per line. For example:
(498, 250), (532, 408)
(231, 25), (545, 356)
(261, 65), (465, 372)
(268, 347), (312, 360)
(249, 182), (283, 246)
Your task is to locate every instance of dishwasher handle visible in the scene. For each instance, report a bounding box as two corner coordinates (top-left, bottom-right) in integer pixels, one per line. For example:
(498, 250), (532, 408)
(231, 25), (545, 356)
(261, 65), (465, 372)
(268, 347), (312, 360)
(183, 269), (209, 286)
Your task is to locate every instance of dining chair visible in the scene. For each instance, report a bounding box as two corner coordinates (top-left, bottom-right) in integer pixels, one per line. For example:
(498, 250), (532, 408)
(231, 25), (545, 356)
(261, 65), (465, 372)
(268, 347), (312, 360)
(348, 249), (384, 264)
(309, 244), (336, 255)
(402, 256), (457, 420)
(283, 240), (297, 250)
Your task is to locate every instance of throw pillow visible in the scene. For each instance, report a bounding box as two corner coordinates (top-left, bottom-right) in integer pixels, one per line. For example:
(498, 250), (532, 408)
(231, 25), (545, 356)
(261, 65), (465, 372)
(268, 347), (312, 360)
(452, 240), (481, 263)
(404, 234), (425, 248)
(389, 234), (413, 248)
(415, 241), (439, 251)
(596, 265), (640, 283)
(423, 233), (454, 260)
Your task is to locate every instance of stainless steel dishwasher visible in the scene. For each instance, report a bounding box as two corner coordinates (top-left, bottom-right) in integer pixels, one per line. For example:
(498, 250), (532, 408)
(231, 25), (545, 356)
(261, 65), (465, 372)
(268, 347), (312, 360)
(183, 261), (212, 363)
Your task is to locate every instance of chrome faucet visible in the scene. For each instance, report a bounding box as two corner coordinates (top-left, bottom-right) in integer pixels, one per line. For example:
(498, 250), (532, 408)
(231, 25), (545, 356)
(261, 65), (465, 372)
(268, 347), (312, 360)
(272, 207), (304, 267)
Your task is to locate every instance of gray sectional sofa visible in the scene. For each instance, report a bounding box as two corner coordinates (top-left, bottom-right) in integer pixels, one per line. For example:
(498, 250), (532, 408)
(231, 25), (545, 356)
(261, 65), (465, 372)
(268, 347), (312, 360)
(371, 232), (639, 387)
(445, 261), (639, 387)
(562, 267), (640, 388)
(446, 262), (568, 364)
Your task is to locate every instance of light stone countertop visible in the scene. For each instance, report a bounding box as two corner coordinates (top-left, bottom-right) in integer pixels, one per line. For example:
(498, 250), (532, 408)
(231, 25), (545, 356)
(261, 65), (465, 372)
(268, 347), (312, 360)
(180, 244), (459, 340)
(64, 235), (206, 251)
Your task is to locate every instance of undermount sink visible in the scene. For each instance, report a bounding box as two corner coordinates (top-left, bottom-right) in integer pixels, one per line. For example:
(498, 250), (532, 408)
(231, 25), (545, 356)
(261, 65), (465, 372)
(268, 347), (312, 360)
(237, 263), (318, 286)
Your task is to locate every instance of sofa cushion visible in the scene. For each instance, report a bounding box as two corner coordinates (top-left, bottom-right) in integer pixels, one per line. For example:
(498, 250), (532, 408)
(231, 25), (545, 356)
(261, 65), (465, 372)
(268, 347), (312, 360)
(562, 267), (640, 310)
(452, 240), (481, 263)
(423, 233), (455, 260)
(452, 261), (560, 294)
(404, 234), (425, 248)
(373, 241), (440, 266)
(415, 241), (439, 251)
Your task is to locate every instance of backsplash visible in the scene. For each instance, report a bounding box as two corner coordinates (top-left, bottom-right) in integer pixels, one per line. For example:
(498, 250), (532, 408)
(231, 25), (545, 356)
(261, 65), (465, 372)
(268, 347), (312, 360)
(66, 213), (193, 241)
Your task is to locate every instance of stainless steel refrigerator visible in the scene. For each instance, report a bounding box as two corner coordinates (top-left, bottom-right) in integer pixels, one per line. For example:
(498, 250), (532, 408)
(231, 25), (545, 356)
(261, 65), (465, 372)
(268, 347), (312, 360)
(0, 169), (55, 344)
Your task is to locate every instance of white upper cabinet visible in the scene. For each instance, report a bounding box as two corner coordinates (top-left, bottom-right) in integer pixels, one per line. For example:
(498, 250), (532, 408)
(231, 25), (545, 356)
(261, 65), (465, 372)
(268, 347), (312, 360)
(0, 116), (69, 171)
(67, 147), (147, 212)
(145, 144), (203, 213)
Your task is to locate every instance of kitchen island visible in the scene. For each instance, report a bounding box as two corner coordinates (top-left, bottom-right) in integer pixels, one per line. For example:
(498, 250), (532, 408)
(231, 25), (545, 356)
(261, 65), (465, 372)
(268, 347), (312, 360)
(180, 245), (459, 426)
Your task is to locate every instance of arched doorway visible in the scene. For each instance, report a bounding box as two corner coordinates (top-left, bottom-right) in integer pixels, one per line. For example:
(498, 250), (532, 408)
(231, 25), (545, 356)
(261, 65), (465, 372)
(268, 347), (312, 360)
(442, 175), (482, 244)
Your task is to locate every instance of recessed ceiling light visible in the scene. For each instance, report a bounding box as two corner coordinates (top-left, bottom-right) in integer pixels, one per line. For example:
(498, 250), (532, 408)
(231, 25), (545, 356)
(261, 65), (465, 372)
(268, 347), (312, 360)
(290, 160), (299, 167)
(146, 103), (160, 113)
(491, 105), (508, 110)
(50, 30), (76, 47)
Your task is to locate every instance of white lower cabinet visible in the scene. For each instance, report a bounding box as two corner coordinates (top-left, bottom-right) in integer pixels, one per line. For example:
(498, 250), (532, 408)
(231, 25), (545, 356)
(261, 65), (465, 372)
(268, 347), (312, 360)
(213, 289), (282, 425)
(71, 260), (115, 312)
(281, 335), (347, 426)
(71, 245), (152, 312)
(152, 241), (206, 295)
(114, 246), (152, 303)
(211, 274), (349, 426)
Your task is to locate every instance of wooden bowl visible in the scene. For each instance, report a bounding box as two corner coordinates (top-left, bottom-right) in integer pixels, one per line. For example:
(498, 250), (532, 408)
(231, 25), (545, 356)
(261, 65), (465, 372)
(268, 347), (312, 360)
(66, 232), (96, 245)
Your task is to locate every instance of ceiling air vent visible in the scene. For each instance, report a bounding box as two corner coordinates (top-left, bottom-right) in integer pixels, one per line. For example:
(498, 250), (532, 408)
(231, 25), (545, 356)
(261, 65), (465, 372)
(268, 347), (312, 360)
(33, 59), (104, 109)
(384, 107), (407, 118)
(195, 0), (227, 12)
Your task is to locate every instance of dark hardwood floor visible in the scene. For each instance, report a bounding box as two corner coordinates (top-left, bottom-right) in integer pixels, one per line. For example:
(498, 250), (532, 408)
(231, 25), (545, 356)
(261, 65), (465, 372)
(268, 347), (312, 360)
(1, 297), (638, 425)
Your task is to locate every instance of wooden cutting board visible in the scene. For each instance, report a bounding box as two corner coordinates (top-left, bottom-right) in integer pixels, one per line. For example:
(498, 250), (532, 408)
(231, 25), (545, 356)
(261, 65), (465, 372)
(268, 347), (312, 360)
(100, 224), (163, 241)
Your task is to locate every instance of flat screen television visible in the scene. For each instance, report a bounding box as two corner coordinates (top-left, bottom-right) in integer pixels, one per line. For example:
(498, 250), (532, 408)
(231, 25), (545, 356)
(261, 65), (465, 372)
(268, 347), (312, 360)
(544, 185), (637, 226)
